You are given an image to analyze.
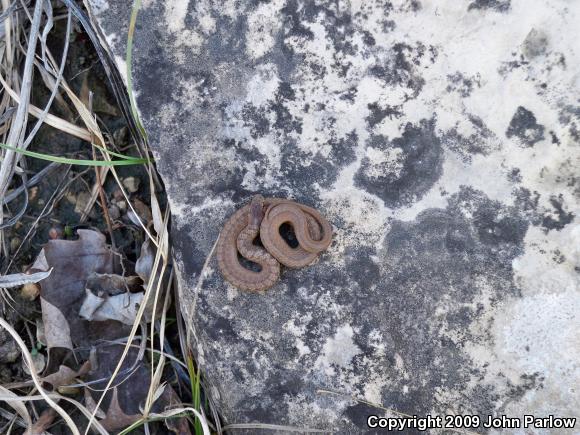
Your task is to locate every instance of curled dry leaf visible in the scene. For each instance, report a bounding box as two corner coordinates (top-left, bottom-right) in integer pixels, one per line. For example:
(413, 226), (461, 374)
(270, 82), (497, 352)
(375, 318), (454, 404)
(80, 288), (150, 324)
(122, 176), (140, 193)
(21, 282), (41, 300)
(86, 272), (142, 297)
(135, 238), (154, 284)
(80, 272), (151, 324)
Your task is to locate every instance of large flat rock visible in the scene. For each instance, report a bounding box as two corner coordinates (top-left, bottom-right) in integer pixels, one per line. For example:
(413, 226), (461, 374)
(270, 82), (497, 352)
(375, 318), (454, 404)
(90, 1), (579, 433)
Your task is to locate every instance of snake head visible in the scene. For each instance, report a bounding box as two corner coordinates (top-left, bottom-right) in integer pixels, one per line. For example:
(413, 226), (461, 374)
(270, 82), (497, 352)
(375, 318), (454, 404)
(249, 195), (265, 227)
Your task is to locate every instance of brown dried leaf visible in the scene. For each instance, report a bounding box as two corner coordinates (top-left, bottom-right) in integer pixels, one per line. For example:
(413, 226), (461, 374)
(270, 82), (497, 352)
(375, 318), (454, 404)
(84, 387), (107, 419)
(135, 238), (155, 284)
(86, 346), (181, 432)
(131, 198), (153, 226)
(41, 361), (90, 390)
(98, 387), (142, 431)
(24, 408), (56, 435)
(86, 273), (141, 297)
(40, 298), (72, 350)
(37, 230), (123, 350)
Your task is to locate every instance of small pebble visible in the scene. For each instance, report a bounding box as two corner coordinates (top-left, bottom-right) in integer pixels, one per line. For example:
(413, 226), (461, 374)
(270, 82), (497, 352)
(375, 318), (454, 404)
(122, 177), (140, 193)
(74, 192), (91, 215)
(49, 226), (63, 239)
(112, 187), (124, 201)
(132, 198), (152, 224)
(29, 186), (39, 202)
(21, 283), (40, 301)
(23, 352), (45, 375)
(108, 204), (121, 220)
(116, 200), (127, 212)
(10, 237), (20, 253)
(58, 385), (80, 395)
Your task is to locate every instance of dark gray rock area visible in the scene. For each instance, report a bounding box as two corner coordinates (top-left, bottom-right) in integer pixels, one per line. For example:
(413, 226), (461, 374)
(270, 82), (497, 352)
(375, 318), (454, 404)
(90, 1), (579, 433)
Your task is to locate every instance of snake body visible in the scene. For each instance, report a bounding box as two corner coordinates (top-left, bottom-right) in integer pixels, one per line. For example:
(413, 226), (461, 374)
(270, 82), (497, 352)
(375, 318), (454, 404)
(216, 195), (332, 292)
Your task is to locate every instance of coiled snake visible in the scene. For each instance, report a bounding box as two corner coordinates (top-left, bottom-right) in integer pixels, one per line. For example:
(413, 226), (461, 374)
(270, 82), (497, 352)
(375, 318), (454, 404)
(216, 195), (333, 291)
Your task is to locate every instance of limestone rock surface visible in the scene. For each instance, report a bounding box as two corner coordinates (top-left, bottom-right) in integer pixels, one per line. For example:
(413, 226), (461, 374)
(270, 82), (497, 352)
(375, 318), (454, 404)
(90, 1), (579, 433)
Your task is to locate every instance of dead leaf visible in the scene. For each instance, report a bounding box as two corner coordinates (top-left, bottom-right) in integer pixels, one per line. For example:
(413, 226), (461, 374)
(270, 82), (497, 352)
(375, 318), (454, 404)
(35, 230), (123, 350)
(31, 229), (133, 380)
(135, 238), (154, 284)
(30, 249), (49, 272)
(79, 288), (150, 324)
(78, 272), (149, 324)
(86, 272), (141, 297)
(98, 387), (142, 431)
(84, 387), (106, 419)
(24, 408), (56, 435)
(130, 198), (152, 226)
(41, 361), (90, 390)
(86, 345), (182, 432)
(40, 299), (73, 350)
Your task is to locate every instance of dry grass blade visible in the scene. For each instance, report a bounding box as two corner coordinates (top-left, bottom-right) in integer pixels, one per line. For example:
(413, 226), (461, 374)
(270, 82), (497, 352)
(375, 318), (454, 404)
(22, 10), (71, 149)
(0, 317), (80, 435)
(0, 0), (44, 201)
(118, 407), (211, 435)
(144, 278), (171, 415)
(221, 423), (327, 433)
(0, 393), (109, 435)
(0, 269), (51, 288)
(0, 385), (32, 432)
(83, 210), (170, 434)
(0, 76), (93, 141)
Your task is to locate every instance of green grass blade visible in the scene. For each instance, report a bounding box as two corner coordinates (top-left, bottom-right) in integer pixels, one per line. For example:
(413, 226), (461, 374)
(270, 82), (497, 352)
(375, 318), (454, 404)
(89, 142), (142, 160)
(187, 354), (204, 435)
(0, 143), (149, 166)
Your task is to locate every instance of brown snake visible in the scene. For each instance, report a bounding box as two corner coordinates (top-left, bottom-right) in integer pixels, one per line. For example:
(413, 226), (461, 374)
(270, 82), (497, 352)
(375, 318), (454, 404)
(216, 195), (333, 292)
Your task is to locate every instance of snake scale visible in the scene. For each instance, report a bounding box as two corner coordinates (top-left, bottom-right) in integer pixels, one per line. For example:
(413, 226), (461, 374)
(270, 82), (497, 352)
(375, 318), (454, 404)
(216, 195), (333, 292)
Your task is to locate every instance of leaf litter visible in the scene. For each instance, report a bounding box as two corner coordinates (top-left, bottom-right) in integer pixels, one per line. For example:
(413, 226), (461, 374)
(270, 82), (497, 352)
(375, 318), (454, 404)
(0, 1), (211, 432)
(21, 228), (186, 432)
